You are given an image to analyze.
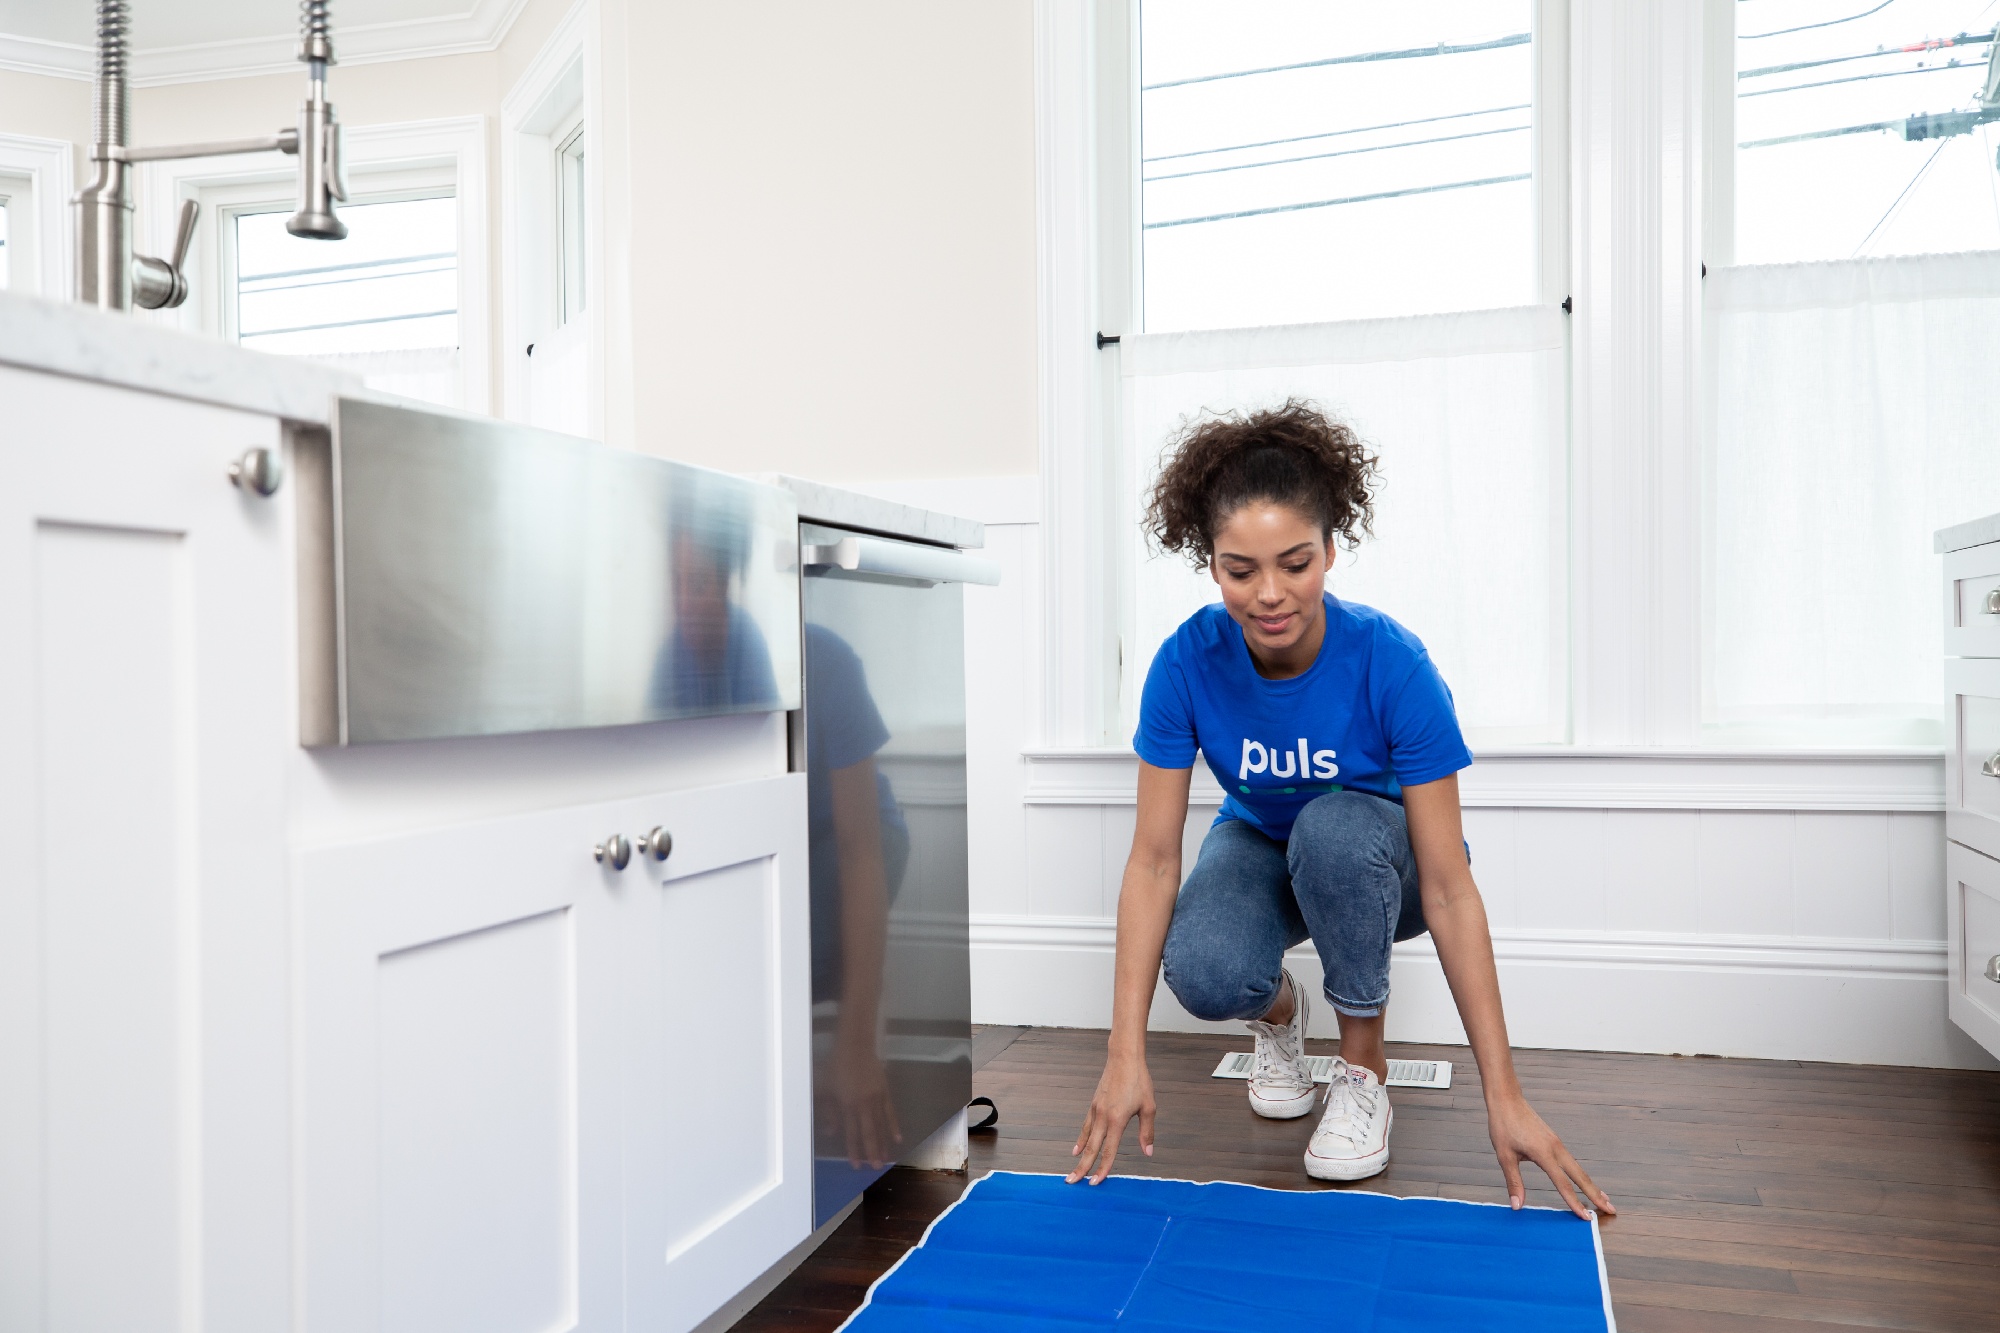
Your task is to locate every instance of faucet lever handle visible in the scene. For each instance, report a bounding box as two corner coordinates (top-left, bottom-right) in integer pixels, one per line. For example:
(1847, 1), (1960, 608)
(169, 198), (200, 271)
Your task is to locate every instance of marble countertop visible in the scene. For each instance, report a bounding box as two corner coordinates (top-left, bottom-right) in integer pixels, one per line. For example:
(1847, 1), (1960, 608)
(1937, 511), (2000, 554)
(761, 474), (984, 549)
(0, 289), (357, 424)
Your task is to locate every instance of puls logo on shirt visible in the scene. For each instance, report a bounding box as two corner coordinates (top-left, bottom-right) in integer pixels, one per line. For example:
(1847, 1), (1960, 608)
(1240, 738), (1339, 782)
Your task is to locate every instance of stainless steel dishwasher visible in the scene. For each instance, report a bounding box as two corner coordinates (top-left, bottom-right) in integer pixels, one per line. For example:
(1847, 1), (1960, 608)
(798, 522), (995, 1227)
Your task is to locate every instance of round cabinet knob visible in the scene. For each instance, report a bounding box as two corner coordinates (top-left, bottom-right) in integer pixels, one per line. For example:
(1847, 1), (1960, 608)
(594, 834), (632, 870)
(640, 827), (673, 862)
(1986, 954), (2000, 985)
(229, 447), (284, 496)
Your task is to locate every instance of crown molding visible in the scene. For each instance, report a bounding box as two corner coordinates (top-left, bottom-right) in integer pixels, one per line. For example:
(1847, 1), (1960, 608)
(0, 0), (529, 87)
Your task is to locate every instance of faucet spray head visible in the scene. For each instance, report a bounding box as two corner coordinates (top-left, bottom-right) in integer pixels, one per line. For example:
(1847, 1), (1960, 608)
(287, 0), (346, 240)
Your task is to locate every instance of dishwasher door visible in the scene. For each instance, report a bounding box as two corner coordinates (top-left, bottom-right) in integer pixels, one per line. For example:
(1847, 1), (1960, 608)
(800, 523), (973, 1227)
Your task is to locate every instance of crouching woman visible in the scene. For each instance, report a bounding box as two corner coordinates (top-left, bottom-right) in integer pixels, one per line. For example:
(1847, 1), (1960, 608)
(1066, 402), (1611, 1220)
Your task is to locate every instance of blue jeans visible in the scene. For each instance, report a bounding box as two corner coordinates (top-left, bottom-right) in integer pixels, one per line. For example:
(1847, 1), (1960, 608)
(1162, 791), (1426, 1020)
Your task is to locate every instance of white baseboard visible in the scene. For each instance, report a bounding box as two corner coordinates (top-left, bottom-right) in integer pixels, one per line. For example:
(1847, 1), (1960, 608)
(970, 915), (1999, 1070)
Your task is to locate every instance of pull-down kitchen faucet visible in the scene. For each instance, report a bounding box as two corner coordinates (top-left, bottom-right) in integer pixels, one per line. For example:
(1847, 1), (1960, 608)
(76, 0), (348, 312)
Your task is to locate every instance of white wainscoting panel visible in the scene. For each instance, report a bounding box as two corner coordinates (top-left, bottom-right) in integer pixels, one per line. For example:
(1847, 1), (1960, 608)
(1890, 811), (1949, 940)
(970, 912), (1993, 1069)
(1601, 809), (1700, 933)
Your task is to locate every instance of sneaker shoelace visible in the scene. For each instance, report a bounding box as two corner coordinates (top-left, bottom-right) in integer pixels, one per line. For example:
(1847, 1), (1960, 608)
(1317, 1070), (1383, 1148)
(1248, 1014), (1312, 1093)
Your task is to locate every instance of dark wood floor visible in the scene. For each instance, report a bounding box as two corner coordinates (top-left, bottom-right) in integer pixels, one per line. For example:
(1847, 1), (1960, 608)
(735, 1027), (2000, 1331)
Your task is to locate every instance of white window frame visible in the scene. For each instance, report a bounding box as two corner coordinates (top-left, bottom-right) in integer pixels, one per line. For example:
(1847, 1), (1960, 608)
(501, 0), (600, 436)
(1043, 1), (1837, 772)
(556, 117), (587, 329)
(0, 132), (75, 299)
(1044, 0), (1573, 749)
(132, 116), (492, 414)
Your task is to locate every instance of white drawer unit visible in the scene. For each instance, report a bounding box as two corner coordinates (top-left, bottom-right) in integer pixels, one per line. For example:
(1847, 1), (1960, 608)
(1946, 842), (2000, 1059)
(1945, 658), (2000, 863)
(1939, 512), (2000, 1061)
(1944, 540), (2000, 659)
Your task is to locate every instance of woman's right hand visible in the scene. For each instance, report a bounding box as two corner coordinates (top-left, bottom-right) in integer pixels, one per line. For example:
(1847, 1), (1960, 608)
(1067, 1049), (1157, 1184)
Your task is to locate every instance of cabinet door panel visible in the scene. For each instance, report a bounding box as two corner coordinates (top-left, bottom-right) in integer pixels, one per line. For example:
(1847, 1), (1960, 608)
(299, 799), (624, 1333)
(621, 775), (811, 1332)
(1948, 841), (2000, 1060)
(0, 369), (292, 1333)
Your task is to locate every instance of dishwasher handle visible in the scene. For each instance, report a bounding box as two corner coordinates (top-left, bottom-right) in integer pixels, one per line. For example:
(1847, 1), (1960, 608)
(803, 536), (1000, 587)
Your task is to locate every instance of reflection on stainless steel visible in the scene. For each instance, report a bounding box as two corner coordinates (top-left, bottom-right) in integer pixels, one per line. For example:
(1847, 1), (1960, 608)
(803, 522), (975, 1227)
(298, 397), (800, 746)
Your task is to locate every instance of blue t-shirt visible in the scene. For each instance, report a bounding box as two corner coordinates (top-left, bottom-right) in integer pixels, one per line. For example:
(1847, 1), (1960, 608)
(1134, 594), (1472, 841)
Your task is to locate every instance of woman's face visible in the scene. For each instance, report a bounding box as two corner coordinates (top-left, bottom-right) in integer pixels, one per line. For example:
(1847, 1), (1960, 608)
(1209, 501), (1332, 659)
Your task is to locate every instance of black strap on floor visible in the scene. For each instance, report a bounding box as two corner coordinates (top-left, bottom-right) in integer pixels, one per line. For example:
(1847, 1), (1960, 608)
(967, 1096), (999, 1132)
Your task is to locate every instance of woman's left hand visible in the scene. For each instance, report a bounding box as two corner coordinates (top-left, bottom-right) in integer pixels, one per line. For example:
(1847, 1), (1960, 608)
(1486, 1092), (1615, 1221)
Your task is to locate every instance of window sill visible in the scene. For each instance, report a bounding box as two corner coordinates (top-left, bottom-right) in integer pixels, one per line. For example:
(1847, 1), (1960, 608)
(1019, 747), (1946, 811)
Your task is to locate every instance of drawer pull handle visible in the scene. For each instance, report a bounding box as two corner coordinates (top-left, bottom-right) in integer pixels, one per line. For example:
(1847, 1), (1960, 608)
(1986, 587), (2000, 614)
(1984, 753), (2000, 779)
(1987, 955), (2000, 984)
(594, 834), (631, 870)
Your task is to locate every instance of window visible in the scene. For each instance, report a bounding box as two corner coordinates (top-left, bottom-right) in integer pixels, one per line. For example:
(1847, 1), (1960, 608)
(227, 193), (459, 408)
(557, 123), (586, 326)
(1733, 0), (2000, 263)
(0, 166), (37, 294)
(1139, 0), (1540, 331)
(1106, 2), (1569, 747)
(1706, 1), (2000, 745)
(501, 4), (592, 437)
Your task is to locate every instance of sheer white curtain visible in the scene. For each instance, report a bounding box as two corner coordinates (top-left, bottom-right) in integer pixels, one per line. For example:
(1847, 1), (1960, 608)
(1120, 305), (1569, 745)
(1706, 253), (2000, 746)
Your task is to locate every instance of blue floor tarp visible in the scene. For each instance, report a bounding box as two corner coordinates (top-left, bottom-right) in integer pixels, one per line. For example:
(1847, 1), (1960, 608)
(840, 1171), (1614, 1331)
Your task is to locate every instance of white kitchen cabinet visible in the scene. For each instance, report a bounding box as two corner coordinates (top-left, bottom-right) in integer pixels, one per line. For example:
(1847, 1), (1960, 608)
(1939, 513), (2000, 1062)
(0, 299), (813, 1333)
(298, 775), (809, 1333)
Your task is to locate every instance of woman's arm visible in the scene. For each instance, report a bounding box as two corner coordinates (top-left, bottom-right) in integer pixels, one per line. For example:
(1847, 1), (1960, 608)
(1404, 775), (1615, 1220)
(1066, 761), (1193, 1185)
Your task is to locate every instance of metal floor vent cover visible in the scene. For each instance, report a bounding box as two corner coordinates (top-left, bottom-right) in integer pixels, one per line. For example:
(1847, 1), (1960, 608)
(1211, 1052), (1453, 1090)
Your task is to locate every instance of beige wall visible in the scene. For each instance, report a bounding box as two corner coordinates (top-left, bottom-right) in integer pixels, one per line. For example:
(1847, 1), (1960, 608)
(600, 0), (1038, 482)
(0, 0), (1041, 483)
(0, 67), (92, 180)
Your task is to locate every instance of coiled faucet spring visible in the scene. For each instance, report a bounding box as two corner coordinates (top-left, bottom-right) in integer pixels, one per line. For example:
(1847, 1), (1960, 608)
(299, 0), (334, 66)
(93, 0), (128, 149)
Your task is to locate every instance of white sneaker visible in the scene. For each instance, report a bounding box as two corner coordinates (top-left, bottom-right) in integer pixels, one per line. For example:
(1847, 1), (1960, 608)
(1244, 968), (1316, 1120)
(1304, 1058), (1392, 1181)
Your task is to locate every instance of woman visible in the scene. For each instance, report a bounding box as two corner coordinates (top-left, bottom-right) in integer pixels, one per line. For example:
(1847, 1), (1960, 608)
(1066, 402), (1613, 1221)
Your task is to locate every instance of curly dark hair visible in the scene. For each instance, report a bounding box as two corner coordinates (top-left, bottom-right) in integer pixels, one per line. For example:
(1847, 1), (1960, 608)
(1143, 399), (1380, 569)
